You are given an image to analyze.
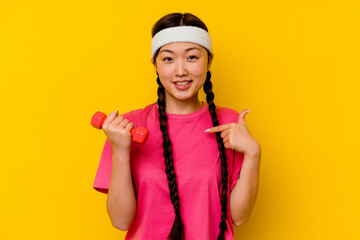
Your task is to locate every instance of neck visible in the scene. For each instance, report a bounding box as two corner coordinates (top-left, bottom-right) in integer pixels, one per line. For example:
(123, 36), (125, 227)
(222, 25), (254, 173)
(164, 93), (203, 114)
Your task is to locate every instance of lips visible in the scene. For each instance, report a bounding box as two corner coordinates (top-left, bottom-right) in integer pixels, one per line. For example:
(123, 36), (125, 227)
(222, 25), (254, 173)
(173, 80), (192, 90)
(174, 80), (192, 86)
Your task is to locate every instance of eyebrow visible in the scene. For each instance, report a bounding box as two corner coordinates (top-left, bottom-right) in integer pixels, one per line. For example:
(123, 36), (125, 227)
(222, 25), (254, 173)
(159, 47), (201, 54)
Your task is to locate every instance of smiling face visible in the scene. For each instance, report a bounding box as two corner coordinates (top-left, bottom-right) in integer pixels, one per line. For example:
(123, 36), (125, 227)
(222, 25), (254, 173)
(152, 42), (213, 106)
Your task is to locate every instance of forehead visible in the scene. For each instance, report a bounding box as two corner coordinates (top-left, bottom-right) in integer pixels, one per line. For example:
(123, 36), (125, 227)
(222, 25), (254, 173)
(158, 42), (206, 54)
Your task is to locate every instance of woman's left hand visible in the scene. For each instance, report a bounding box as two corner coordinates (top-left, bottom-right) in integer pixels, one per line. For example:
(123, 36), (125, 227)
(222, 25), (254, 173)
(205, 109), (260, 156)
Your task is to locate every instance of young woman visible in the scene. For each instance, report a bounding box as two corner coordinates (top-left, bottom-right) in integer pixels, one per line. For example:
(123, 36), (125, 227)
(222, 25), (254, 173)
(93, 12), (261, 240)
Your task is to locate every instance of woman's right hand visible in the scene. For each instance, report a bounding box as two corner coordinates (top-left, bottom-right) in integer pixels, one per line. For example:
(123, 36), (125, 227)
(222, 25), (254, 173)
(102, 110), (134, 152)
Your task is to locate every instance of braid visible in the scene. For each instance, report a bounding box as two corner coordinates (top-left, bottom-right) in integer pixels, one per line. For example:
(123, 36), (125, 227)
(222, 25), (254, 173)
(203, 71), (229, 240)
(156, 73), (185, 240)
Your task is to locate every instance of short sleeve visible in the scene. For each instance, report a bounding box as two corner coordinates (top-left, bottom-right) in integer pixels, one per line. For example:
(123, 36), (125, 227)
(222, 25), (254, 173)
(230, 150), (244, 191)
(93, 139), (113, 194)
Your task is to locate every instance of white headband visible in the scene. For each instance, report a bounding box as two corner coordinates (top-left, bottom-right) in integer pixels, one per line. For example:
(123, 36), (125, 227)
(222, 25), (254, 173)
(151, 26), (212, 59)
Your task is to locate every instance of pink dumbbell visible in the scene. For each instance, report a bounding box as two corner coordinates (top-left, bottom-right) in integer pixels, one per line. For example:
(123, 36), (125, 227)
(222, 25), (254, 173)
(91, 111), (149, 144)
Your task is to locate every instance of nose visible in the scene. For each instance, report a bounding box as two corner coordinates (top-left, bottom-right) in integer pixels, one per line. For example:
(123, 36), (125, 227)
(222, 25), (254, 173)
(175, 60), (188, 76)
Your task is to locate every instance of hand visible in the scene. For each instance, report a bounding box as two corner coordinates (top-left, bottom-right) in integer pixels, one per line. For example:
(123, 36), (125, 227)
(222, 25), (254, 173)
(102, 110), (134, 152)
(205, 109), (260, 156)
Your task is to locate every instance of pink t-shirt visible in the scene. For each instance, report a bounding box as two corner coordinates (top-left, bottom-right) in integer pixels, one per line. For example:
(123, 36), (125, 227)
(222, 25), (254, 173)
(93, 102), (244, 240)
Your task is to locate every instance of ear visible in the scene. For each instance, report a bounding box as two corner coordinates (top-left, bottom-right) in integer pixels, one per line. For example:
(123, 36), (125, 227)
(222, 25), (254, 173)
(151, 58), (158, 71)
(207, 53), (214, 71)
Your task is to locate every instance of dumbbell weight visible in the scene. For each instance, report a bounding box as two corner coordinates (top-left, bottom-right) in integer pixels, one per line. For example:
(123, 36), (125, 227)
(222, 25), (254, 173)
(91, 111), (149, 144)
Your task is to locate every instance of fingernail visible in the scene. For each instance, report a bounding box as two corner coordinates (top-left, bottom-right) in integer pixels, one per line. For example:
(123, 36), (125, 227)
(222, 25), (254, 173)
(204, 128), (210, 132)
(246, 109), (251, 113)
(115, 109), (119, 114)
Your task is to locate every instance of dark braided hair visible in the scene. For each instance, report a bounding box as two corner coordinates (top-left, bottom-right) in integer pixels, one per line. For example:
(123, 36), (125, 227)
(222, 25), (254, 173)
(157, 73), (185, 240)
(203, 71), (228, 240)
(152, 13), (228, 240)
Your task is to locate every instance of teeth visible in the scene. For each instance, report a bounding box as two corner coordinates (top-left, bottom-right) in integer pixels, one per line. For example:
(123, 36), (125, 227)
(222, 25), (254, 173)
(175, 81), (190, 86)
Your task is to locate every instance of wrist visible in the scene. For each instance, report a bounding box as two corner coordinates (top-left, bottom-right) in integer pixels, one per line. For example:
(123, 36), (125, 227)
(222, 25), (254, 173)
(244, 142), (261, 158)
(112, 147), (131, 161)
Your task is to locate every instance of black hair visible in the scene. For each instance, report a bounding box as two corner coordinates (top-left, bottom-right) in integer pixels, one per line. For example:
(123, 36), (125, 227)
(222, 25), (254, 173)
(152, 12), (228, 240)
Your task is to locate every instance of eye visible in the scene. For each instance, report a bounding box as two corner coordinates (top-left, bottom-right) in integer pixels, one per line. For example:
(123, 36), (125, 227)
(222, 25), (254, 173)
(188, 55), (198, 60)
(163, 57), (172, 62)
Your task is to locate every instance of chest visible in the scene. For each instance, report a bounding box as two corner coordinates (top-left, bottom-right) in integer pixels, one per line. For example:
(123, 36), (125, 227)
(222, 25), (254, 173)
(130, 118), (223, 193)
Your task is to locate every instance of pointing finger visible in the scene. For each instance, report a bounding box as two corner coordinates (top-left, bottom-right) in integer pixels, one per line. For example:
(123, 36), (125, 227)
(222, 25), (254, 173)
(204, 123), (231, 133)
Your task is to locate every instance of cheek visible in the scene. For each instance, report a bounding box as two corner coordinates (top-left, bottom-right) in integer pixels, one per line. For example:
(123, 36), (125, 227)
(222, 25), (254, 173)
(157, 66), (172, 78)
(189, 64), (207, 78)
(191, 58), (208, 74)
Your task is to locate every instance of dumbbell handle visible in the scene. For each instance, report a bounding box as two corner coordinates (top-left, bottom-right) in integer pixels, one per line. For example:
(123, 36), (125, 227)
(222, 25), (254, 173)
(91, 111), (149, 144)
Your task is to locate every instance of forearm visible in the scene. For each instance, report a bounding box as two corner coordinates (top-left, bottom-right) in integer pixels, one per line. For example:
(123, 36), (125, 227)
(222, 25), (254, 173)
(230, 148), (261, 226)
(106, 149), (137, 231)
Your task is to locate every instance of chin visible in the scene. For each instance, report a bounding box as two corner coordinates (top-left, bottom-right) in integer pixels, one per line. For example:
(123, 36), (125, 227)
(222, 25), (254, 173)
(175, 96), (193, 101)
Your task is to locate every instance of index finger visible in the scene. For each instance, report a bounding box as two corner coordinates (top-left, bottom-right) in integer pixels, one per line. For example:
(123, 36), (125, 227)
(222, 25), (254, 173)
(103, 109), (119, 125)
(204, 123), (232, 133)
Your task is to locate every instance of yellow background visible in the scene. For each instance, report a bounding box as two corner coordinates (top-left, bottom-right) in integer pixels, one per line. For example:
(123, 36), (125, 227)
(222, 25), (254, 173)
(1, 0), (359, 239)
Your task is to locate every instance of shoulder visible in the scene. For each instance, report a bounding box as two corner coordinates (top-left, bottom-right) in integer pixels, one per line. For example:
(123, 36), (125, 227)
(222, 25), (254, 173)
(215, 105), (240, 124)
(121, 103), (158, 127)
(121, 103), (155, 118)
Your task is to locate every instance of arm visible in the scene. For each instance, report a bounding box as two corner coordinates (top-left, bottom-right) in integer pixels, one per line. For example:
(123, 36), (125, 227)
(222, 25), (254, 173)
(106, 149), (137, 231)
(101, 111), (137, 231)
(230, 148), (261, 226)
(205, 108), (261, 226)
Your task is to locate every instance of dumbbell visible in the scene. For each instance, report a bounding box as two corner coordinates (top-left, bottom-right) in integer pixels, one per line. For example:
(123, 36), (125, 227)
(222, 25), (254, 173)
(91, 111), (149, 144)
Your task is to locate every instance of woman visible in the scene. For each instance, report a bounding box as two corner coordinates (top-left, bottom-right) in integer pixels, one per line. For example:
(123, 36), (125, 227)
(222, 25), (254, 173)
(93, 12), (261, 240)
